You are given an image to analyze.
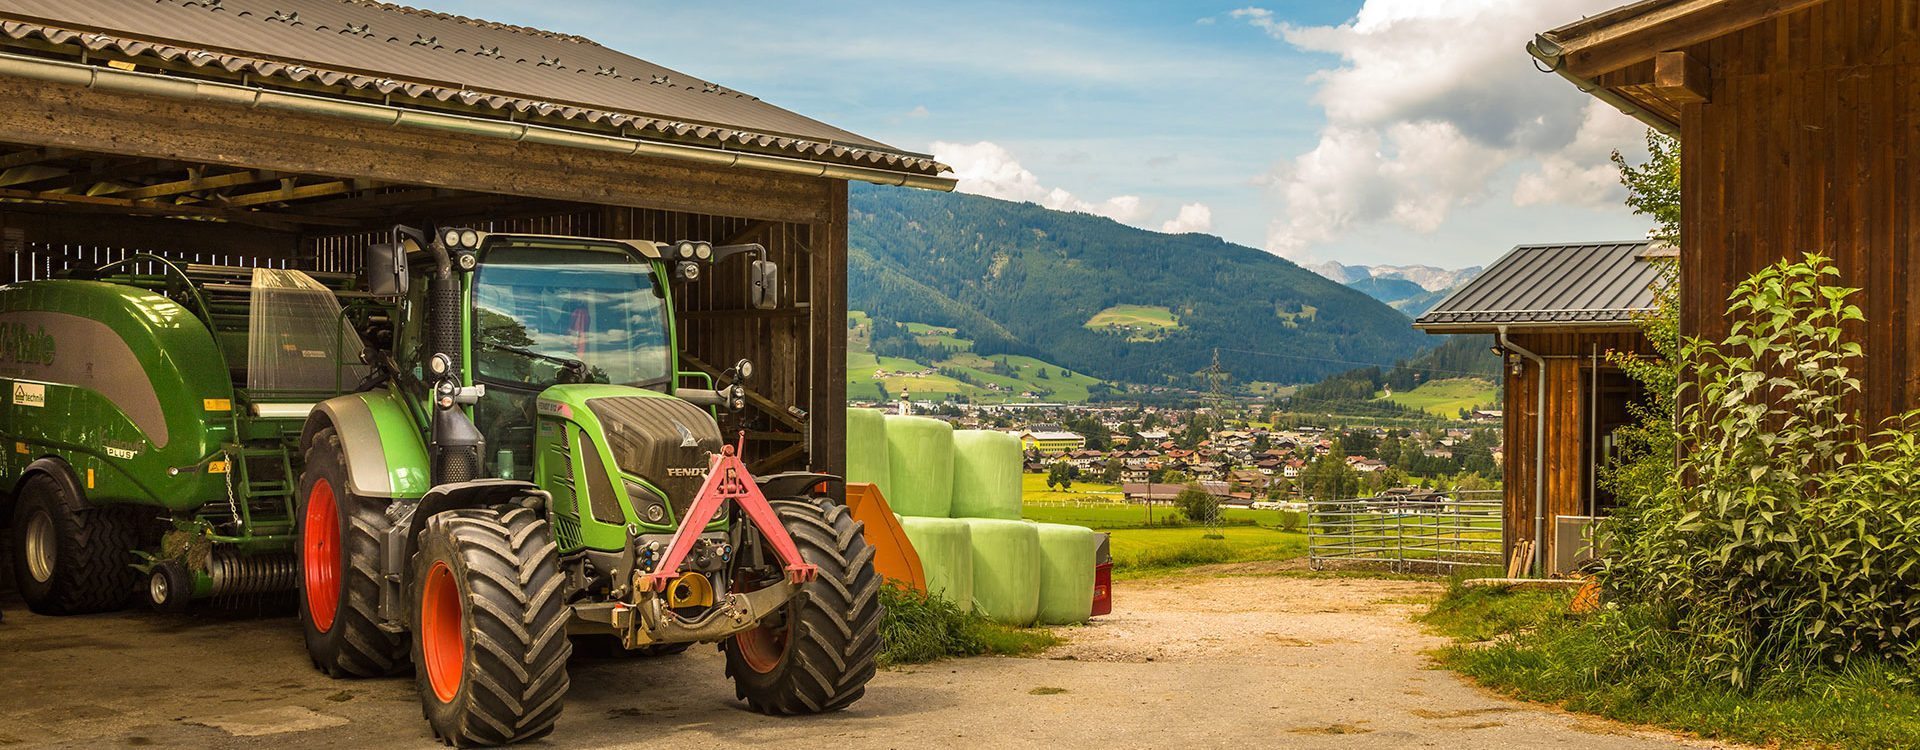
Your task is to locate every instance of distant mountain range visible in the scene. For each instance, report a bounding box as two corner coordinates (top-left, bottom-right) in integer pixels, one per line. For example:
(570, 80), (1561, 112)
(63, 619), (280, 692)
(847, 184), (1434, 387)
(1309, 261), (1482, 317)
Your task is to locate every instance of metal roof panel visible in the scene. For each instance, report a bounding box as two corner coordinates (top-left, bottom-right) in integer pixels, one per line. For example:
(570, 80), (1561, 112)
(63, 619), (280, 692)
(1414, 241), (1664, 330)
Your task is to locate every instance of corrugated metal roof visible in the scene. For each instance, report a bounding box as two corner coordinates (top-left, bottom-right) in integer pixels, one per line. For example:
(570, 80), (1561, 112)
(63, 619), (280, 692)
(1414, 241), (1664, 330)
(0, 0), (944, 177)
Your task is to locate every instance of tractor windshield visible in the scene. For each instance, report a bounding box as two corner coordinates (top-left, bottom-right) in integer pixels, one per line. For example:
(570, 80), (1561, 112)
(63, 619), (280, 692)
(471, 242), (670, 389)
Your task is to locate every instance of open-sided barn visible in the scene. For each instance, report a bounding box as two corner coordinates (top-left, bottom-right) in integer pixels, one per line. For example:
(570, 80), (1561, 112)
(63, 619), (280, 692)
(0, 0), (952, 477)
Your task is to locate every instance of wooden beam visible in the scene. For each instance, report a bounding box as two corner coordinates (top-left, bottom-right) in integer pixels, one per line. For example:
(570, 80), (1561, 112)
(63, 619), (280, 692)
(1652, 50), (1709, 104)
(1553, 0), (1828, 78)
(682, 353), (807, 433)
(0, 187), (358, 229)
(98, 169), (268, 200)
(0, 78), (835, 224)
(0, 147), (65, 172)
(8, 158), (173, 195)
(220, 179), (368, 208)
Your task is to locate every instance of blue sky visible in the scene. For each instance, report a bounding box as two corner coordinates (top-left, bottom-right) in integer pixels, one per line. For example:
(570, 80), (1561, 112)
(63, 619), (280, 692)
(431, 0), (1652, 271)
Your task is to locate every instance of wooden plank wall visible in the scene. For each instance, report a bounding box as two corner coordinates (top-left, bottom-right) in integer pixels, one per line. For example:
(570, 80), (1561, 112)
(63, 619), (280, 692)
(1501, 330), (1656, 574)
(1680, 0), (1920, 426)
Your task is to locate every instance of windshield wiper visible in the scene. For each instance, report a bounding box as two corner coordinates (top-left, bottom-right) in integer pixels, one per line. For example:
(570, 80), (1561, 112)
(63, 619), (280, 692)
(479, 341), (588, 382)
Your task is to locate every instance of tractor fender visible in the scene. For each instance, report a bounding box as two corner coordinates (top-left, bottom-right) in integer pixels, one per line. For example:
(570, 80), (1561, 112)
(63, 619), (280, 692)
(302, 392), (431, 499)
(756, 471), (844, 502)
(376, 479), (551, 628)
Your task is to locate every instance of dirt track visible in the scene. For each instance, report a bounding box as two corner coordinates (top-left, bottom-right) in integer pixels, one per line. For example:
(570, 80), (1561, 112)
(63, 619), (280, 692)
(0, 566), (1736, 749)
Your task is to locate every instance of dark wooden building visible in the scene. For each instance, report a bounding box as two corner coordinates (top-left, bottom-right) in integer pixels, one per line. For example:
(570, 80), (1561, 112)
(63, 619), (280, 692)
(0, 0), (952, 477)
(1416, 242), (1665, 575)
(1533, 0), (1920, 427)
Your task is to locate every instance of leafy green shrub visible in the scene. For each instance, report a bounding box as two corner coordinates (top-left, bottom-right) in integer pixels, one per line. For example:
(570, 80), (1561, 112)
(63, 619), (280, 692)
(1173, 482), (1220, 523)
(879, 585), (1058, 666)
(1277, 510), (1305, 532)
(1599, 254), (1920, 686)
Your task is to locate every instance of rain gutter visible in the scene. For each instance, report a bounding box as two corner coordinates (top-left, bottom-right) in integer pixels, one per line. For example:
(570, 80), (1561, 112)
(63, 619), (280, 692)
(1528, 34), (1680, 137)
(1498, 326), (1548, 577)
(0, 51), (956, 192)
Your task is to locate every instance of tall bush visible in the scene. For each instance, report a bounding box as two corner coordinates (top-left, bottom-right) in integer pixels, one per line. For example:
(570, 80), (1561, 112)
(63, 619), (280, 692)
(1599, 254), (1920, 687)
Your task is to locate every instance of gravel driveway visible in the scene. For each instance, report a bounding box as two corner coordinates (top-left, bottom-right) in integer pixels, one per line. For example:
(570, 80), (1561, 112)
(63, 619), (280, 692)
(0, 566), (1735, 748)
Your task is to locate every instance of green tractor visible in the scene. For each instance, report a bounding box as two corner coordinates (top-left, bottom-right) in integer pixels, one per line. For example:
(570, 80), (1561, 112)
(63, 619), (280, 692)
(0, 226), (882, 745)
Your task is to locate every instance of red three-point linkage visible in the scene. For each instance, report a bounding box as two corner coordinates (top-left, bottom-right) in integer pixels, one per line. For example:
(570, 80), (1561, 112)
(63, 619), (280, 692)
(640, 432), (818, 592)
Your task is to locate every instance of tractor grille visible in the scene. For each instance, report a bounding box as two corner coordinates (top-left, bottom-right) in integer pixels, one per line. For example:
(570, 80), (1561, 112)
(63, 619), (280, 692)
(586, 396), (722, 521)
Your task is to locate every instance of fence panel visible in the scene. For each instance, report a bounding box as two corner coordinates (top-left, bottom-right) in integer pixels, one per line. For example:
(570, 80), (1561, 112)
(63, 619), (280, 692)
(1307, 491), (1503, 574)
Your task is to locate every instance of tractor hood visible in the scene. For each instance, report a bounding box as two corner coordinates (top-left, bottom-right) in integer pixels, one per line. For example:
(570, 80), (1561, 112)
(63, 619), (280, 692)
(539, 386), (723, 523)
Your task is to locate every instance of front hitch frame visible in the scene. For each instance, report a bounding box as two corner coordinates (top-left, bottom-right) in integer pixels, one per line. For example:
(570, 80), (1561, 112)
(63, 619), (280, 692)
(638, 432), (818, 592)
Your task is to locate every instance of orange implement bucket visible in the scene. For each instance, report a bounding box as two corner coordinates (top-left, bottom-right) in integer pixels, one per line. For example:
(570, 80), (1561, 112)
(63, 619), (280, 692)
(844, 483), (927, 593)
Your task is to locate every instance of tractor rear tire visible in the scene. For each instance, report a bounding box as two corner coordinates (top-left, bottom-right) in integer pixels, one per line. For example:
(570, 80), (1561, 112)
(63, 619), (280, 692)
(724, 498), (883, 714)
(412, 506), (571, 747)
(297, 427), (409, 677)
(8, 471), (140, 615)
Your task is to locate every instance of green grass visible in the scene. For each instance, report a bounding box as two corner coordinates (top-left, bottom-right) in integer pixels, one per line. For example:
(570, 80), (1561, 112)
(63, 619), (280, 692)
(1084, 304), (1182, 341)
(1377, 377), (1499, 417)
(880, 585), (1059, 666)
(846, 312), (1103, 403)
(1422, 584), (1920, 749)
(1103, 526), (1307, 575)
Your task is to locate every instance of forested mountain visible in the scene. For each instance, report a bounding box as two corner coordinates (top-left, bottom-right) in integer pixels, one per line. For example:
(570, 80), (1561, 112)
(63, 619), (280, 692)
(847, 184), (1432, 385)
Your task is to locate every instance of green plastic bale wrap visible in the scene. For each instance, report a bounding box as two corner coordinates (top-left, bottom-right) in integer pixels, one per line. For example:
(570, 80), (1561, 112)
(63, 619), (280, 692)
(1033, 523), (1097, 624)
(884, 415), (954, 517)
(949, 430), (1023, 520)
(845, 408), (893, 499)
(898, 516), (973, 611)
(966, 519), (1042, 626)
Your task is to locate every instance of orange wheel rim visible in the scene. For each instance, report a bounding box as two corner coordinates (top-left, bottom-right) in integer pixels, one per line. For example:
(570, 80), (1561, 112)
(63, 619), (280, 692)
(421, 561), (464, 702)
(301, 479), (341, 633)
(735, 621), (789, 673)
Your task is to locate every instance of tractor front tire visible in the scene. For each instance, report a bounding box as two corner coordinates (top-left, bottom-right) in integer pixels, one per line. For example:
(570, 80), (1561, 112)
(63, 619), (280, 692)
(8, 472), (139, 615)
(412, 507), (571, 747)
(724, 498), (883, 714)
(297, 427), (409, 677)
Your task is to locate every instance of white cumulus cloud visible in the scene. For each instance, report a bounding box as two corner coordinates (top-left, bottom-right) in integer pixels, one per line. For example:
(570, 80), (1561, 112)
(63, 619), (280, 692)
(1239, 0), (1644, 260)
(1161, 203), (1215, 234)
(932, 140), (1179, 229)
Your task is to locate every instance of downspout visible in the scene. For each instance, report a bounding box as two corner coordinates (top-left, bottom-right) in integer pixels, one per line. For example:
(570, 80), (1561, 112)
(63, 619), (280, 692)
(1528, 35), (1680, 137)
(0, 51), (958, 192)
(1498, 326), (1548, 577)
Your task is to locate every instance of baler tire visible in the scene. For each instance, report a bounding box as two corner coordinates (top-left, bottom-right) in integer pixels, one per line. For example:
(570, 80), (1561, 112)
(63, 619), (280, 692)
(8, 472), (140, 615)
(412, 506), (571, 747)
(297, 427), (408, 678)
(724, 497), (883, 715)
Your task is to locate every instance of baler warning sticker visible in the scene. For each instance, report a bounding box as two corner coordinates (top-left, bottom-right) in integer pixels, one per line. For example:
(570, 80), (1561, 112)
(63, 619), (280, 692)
(204, 398), (232, 412)
(12, 382), (44, 407)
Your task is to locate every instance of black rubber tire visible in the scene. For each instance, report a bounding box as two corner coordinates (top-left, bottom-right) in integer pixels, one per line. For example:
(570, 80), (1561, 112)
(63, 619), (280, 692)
(724, 498), (883, 714)
(8, 471), (140, 615)
(413, 507), (571, 747)
(146, 559), (193, 615)
(297, 427), (409, 677)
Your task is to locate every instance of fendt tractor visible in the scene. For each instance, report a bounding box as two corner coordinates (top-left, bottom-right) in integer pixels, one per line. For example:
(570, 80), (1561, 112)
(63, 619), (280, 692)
(0, 226), (882, 745)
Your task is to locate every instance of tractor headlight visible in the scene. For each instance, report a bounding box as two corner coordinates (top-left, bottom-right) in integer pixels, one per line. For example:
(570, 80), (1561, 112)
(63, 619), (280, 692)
(677, 261), (701, 281)
(458, 229), (480, 248)
(676, 240), (697, 260)
(441, 227), (461, 247)
(627, 481), (670, 524)
(694, 242), (712, 261)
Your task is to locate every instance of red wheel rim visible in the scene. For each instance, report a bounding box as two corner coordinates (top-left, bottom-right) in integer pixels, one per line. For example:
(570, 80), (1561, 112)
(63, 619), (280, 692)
(301, 479), (341, 633)
(420, 561), (464, 702)
(733, 575), (790, 674)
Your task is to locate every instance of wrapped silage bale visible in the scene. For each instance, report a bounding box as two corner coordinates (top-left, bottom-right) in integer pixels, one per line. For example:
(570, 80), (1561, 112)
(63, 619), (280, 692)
(845, 408), (893, 499)
(884, 415), (954, 517)
(898, 516), (973, 611)
(967, 518), (1042, 626)
(950, 430), (1023, 520)
(1033, 523), (1096, 625)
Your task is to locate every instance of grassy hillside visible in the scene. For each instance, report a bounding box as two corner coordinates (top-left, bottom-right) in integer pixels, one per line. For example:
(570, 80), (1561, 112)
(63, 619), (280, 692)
(1380, 377), (1500, 417)
(849, 183), (1430, 385)
(849, 312), (1103, 403)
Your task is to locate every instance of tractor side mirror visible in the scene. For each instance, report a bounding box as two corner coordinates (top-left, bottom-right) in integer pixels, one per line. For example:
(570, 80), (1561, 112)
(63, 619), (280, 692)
(365, 242), (409, 299)
(750, 260), (778, 310)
